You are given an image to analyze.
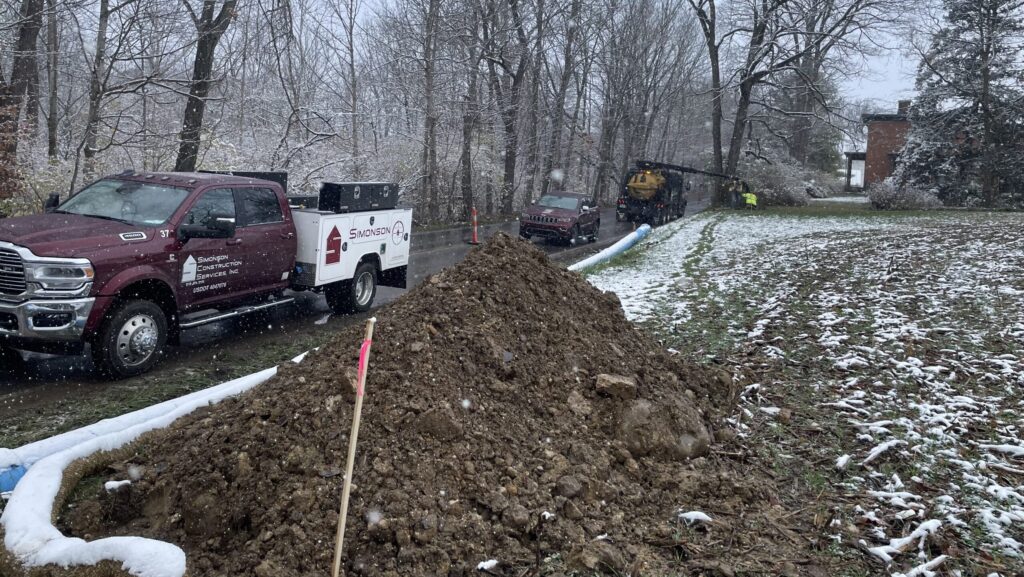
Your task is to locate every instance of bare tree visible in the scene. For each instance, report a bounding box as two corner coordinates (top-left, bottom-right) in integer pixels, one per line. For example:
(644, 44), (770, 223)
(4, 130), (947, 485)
(174, 0), (237, 172)
(0, 0), (45, 197)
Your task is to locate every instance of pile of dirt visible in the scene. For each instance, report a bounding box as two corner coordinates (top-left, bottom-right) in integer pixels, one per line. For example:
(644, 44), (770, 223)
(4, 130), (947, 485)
(62, 234), (737, 577)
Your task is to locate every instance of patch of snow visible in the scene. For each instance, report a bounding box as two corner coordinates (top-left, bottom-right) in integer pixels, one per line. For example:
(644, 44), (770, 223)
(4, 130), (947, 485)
(103, 480), (131, 492)
(678, 511), (713, 525)
(836, 455), (851, 470)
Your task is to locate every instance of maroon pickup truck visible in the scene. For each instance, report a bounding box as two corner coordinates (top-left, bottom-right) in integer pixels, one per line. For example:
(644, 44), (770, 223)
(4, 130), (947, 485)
(0, 171), (412, 377)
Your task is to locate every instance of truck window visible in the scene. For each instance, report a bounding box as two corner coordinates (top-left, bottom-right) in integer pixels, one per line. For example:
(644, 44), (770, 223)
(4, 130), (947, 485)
(185, 188), (236, 227)
(536, 195), (580, 210)
(238, 187), (283, 226)
(59, 179), (190, 226)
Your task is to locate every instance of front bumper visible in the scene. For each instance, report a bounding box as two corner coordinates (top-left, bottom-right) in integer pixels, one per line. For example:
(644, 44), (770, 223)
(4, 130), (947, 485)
(0, 297), (95, 342)
(519, 222), (573, 239)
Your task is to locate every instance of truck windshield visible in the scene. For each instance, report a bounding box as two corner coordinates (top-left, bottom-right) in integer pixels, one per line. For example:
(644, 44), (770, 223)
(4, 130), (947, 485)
(536, 195), (579, 210)
(59, 179), (191, 226)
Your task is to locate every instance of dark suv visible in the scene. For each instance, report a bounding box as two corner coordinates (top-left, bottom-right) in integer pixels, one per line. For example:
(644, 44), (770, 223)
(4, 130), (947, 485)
(518, 193), (600, 245)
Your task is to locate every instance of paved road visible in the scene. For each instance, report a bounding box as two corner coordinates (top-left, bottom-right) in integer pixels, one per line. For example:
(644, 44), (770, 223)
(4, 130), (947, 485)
(0, 198), (709, 401)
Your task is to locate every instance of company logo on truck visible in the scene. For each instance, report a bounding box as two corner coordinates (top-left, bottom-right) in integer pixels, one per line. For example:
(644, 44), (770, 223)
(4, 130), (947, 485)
(391, 220), (406, 245)
(349, 225), (391, 240)
(325, 226), (342, 265)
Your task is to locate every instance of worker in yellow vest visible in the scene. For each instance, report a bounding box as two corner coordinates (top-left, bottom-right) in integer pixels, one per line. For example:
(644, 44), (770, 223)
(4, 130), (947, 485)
(742, 190), (758, 209)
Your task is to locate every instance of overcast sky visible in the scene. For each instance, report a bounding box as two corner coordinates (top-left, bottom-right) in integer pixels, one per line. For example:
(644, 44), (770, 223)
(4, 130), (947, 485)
(838, 23), (925, 110)
(842, 51), (918, 109)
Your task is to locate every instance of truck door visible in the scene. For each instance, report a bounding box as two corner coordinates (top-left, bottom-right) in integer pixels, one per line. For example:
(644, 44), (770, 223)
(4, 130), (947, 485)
(233, 186), (296, 292)
(176, 187), (248, 309)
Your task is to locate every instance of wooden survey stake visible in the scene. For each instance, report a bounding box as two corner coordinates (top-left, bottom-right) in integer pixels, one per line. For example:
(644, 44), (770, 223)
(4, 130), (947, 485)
(331, 317), (376, 577)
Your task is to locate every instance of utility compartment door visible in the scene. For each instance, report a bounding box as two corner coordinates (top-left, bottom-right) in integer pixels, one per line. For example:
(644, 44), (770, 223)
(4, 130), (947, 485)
(313, 213), (354, 286)
(380, 209), (412, 271)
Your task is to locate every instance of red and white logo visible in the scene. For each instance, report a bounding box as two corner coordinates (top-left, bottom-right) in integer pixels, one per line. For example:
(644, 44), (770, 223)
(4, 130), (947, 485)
(325, 226), (342, 265)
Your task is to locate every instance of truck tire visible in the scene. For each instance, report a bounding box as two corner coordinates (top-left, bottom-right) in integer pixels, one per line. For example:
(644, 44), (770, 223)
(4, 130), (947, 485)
(325, 261), (377, 314)
(91, 299), (168, 378)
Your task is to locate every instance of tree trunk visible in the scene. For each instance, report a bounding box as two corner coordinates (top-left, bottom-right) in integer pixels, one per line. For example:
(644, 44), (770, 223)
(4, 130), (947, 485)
(521, 0), (544, 204)
(690, 0), (725, 203)
(541, 0), (580, 198)
(345, 0), (360, 177)
(421, 0), (441, 221)
(592, 100), (617, 205)
(45, 0), (57, 160)
(174, 0), (237, 172)
(725, 79), (753, 177)
(82, 0), (110, 178)
(459, 13), (481, 220)
(0, 0), (45, 197)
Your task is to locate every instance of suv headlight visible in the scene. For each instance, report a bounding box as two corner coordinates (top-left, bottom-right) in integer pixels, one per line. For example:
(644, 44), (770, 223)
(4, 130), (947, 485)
(25, 261), (95, 291)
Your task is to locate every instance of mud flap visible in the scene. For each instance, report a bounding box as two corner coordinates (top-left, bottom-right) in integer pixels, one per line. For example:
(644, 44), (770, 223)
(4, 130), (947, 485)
(379, 265), (408, 289)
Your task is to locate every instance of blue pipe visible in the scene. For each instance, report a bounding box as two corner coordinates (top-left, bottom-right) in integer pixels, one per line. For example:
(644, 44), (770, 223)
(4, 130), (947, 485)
(0, 465), (26, 493)
(568, 224), (652, 272)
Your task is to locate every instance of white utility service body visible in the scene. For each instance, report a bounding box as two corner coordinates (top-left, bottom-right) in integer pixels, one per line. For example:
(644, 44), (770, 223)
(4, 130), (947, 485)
(291, 208), (412, 288)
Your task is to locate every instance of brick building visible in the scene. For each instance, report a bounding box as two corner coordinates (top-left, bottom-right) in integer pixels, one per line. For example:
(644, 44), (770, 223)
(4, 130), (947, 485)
(860, 100), (912, 187)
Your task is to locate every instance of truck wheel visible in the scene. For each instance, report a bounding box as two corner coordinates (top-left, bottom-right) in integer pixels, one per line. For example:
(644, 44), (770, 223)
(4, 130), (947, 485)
(91, 300), (168, 378)
(326, 262), (377, 314)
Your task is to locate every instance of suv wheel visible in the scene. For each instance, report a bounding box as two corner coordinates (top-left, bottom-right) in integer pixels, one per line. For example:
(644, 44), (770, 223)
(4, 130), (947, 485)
(326, 261), (377, 314)
(91, 299), (168, 378)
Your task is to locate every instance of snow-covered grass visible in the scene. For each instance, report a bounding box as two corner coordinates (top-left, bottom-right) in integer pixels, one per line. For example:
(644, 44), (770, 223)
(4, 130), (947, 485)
(588, 207), (1024, 575)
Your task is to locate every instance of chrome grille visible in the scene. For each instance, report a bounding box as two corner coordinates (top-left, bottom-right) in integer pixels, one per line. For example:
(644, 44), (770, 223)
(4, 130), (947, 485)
(0, 248), (27, 295)
(530, 215), (558, 223)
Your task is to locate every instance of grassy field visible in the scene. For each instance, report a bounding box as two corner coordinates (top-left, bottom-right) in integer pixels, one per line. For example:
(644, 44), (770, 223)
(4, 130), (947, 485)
(589, 206), (1024, 576)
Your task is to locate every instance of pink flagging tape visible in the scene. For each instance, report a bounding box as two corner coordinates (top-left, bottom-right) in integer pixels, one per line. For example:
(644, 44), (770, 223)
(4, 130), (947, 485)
(356, 339), (372, 397)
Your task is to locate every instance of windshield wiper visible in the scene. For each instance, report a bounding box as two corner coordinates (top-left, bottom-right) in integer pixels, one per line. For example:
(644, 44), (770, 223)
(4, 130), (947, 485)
(80, 213), (133, 225)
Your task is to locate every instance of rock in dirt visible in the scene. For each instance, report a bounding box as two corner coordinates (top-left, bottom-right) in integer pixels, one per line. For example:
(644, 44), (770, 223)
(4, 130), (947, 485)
(617, 399), (711, 460)
(66, 233), (727, 577)
(595, 374), (638, 400)
(569, 540), (628, 574)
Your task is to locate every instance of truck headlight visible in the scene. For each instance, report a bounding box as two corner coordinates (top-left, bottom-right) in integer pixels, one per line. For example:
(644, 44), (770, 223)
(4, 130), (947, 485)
(25, 262), (95, 291)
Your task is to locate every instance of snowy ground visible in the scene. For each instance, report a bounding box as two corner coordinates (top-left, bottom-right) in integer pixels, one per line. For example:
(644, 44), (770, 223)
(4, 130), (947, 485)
(589, 208), (1024, 576)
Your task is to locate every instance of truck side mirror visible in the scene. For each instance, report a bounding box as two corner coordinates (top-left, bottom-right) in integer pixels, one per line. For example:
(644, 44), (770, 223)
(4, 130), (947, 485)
(179, 213), (236, 242)
(43, 193), (60, 212)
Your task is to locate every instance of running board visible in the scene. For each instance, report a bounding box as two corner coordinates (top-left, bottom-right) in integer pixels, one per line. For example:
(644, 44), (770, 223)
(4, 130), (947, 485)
(179, 297), (296, 329)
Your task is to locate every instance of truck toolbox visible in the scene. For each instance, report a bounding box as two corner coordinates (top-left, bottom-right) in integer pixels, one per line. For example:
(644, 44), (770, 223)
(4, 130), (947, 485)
(318, 182), (399, 213)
